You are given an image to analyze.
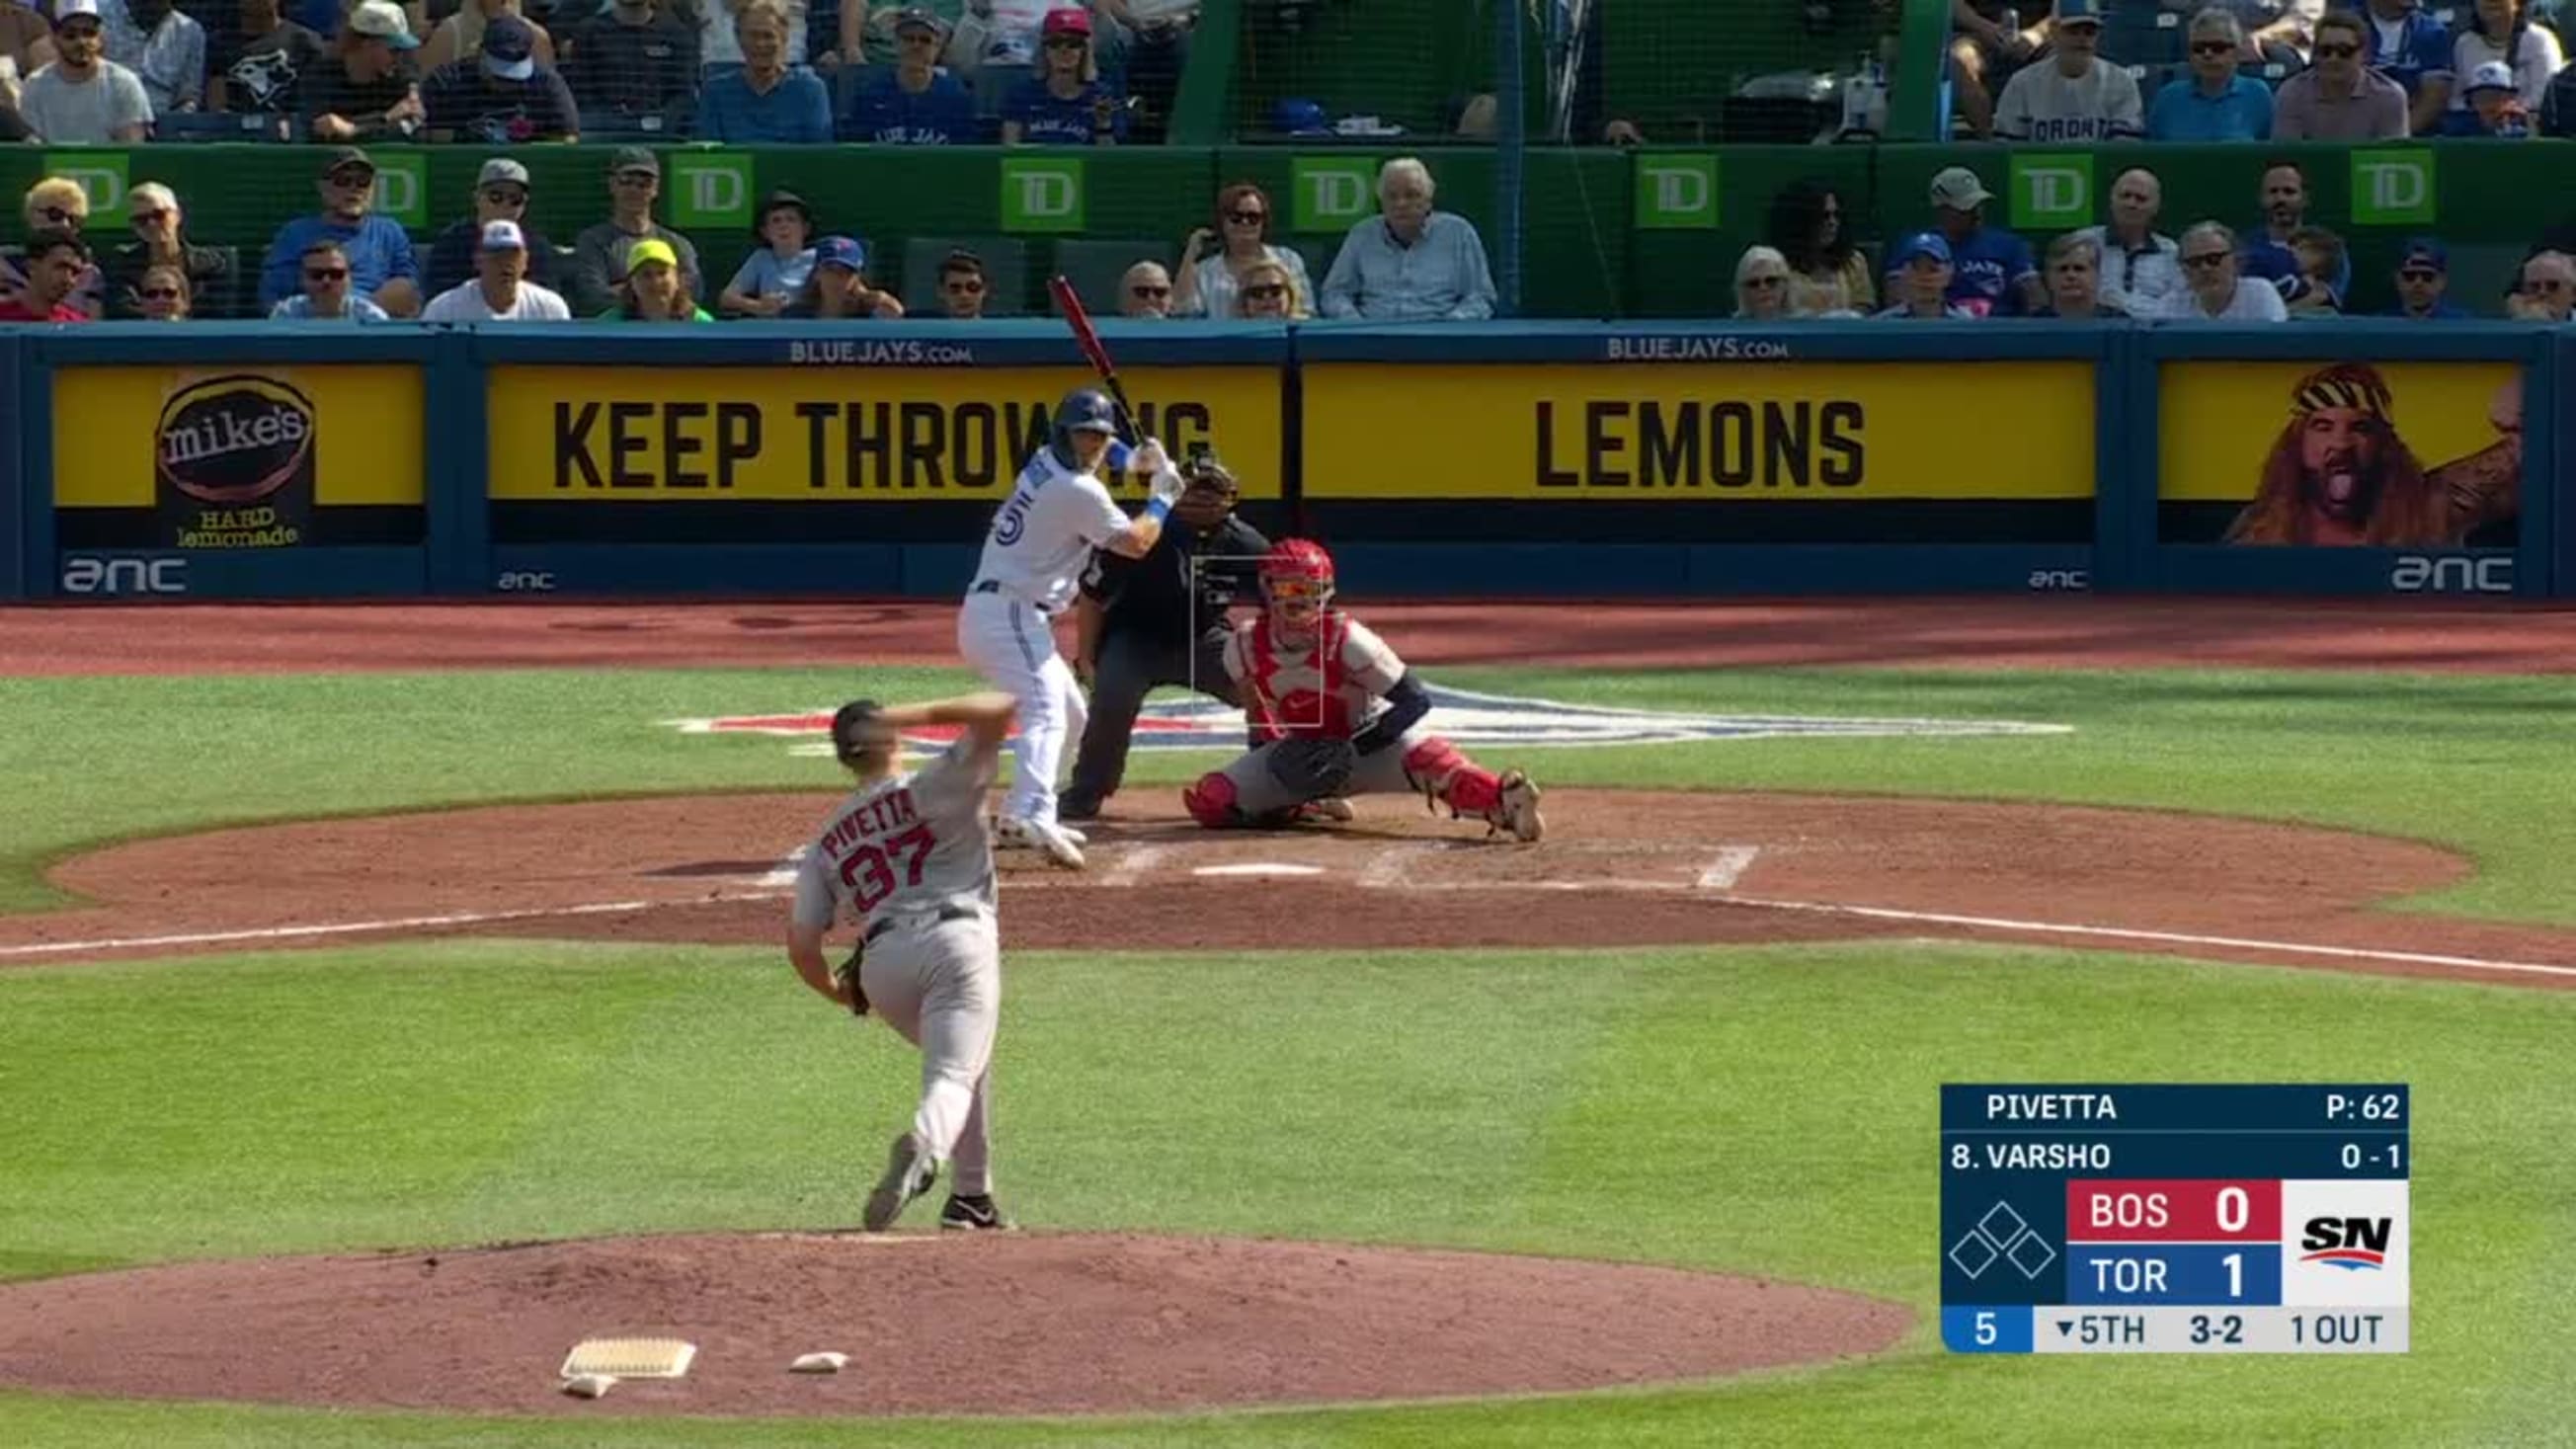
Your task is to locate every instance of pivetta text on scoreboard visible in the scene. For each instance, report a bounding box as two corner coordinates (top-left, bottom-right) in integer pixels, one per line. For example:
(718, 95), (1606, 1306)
(1940, 1085), (2410, 1354)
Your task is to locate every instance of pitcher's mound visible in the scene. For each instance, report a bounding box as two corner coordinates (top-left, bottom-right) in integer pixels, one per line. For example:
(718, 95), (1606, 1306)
(0, 1232), (1910, 1417)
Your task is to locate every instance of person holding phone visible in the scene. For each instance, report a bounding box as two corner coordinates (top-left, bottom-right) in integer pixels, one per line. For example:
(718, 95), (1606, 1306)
(1171, 181), (1311, 319)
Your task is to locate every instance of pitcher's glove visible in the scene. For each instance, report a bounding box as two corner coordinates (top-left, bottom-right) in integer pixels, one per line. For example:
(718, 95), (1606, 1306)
(834, 943), (870, 1018)
(1267, 736), (1356, 800)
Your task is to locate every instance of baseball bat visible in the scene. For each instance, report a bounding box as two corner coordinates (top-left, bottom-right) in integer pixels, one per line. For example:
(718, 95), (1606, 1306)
(1048, 274), (1144, 446)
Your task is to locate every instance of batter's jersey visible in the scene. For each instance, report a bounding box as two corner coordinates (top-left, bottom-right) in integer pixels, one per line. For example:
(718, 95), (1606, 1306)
(1221, 611), (1405, 740)
(791, 737), (999, 934)
(970, 445), (1131, 614)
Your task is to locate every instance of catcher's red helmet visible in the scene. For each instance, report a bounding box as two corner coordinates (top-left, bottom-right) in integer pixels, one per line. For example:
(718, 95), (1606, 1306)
(1259, 538), (1335, 633)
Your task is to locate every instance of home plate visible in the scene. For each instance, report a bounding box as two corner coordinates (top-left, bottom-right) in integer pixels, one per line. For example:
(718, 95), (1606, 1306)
(1192, 862), (1328, 878)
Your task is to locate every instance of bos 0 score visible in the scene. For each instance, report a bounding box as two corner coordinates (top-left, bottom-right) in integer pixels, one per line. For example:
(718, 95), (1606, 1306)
(1534, 399), (1865, 490)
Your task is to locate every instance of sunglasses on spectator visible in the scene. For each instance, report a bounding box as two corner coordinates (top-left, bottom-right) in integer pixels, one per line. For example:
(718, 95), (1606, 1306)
(38, 205), (76, 222)
(328, 169), (373, 187)
(1225, 209), (1265, 224)
(141, 286), (182, 300)
(1244, 283), (1287, 298)
(614, 172), (657, 186)
(2190, 40), (2234, 55)
(305, 267), (350, 282)
(2314, 41), (2360, 57)
(1742, 275), (1786, 288)
(485, 188), (527, 205)
(2182, 251), (2230, 269)
(2530, 279), (2571, 293)
(1131, 283), (1170, 297)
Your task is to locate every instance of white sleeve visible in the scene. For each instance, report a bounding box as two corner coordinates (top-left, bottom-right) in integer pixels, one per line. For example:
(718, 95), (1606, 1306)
(1066, 473), (1130, 547)
(2108, 68), (2143, 137)
(789, 844), (837, 932)
(1339, 619), (1407, 697)
(1991, 68), (2033, 140)
(2251, 283), (2289, 322)
(1219, 622), (1251, 683)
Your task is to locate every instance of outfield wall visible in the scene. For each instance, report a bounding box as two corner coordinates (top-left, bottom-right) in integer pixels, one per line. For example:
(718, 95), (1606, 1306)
(4, 320), (2566, 602)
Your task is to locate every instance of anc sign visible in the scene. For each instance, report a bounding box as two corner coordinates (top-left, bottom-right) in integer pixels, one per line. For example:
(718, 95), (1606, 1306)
(668, 684), (2072, 754)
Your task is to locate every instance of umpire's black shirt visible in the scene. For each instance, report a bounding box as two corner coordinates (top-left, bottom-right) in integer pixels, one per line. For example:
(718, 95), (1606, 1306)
(1080, 514), (1272, 645)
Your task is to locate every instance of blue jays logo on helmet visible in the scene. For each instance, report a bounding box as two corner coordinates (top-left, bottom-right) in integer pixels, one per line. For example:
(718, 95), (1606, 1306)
(1054, 388), (1119, 440)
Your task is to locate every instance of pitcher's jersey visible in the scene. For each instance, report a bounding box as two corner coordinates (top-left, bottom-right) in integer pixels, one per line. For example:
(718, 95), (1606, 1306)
(1221, 611), (1406, 741)
(791, 736), (999, 934)
(970, 446), (1131, 614)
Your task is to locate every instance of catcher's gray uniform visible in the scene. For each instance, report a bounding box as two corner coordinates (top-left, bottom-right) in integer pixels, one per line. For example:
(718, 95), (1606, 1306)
(791, 736), (1004, 1196)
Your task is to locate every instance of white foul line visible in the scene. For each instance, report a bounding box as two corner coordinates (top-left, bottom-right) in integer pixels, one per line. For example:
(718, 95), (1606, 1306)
(0, 899), (682, 959)
(1720, 894), (2576, 983)
(1697, 846), (1761, 891)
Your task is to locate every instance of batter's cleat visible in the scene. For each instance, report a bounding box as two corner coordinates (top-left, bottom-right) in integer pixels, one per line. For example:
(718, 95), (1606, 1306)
(862, 1131), (938, 1232)
(1294, 797), (1356, 825)
(995, 816), (1087, 870)
(1489, 770), (1545, 844)
(1056, 823), (1088, 847)
(938, 1193), (1017, 1232)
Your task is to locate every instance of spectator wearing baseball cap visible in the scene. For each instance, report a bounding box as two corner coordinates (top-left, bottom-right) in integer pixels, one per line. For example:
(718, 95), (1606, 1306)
(302, 1), (427, 144)
(570, 146), (704, 316)
(17, 0), (155, 144)
(420, 0), (558, 78)
(1003, 8), (1128, 144)
(423, 14), (580, 143)
(1990, 0), (2142, 143)
(1874, 232), (1977, 319)
(2452, 0), (2561, 114)
(599, 237), (713, 322)
(427, 158), (558, 300)
(564, 0), (700, 130)
(2385, 238), (2471, 318)
(2442, 58), (2535, 135)
(848, 6), (978, 143)
(256, 146), (422, 316)
(1906, 166), (2041, 317)
(720, 190), (820, 318)
(789, 234), (907, 319)
(420, 217), (573, 321)
(698, 0), (834, 142)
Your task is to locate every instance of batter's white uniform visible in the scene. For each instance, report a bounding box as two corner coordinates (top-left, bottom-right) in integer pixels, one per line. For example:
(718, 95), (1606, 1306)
(956, 444), (1135, 828)
(791, 736), (1003, 1196)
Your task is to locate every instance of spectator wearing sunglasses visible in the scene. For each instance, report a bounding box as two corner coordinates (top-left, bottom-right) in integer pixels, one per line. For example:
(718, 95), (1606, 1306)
(1003, 8), (1126, 144)
(2275, 11), (2409, 137)
(1118, 261), (1171, 318)
(108, 182), (233, 319)
(2158, 221), (2289, 320)
(1231, 258), (1304, 319)
(2383, 237), (2469, 317)
(269, 240), (391, 320)
(1172, 183), (1311, 319)
(2505, 249), (2575, 321)
(933, 248), (993, 318)
(4, 177), (107, 319)
(427, 158), (556, 299)
(134, 264), (190, 320)
(2148, 8), (2276, 139)
(1731, 246), (1795, 321)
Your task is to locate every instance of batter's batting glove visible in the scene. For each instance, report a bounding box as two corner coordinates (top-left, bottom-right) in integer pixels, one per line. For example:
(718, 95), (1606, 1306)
(835, 945), (871, 1018)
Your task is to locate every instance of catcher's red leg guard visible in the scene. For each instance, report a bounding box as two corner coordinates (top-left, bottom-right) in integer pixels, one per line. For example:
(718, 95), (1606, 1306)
(1182, 770), (1243, 829)
(1402, 736), (1502, 815)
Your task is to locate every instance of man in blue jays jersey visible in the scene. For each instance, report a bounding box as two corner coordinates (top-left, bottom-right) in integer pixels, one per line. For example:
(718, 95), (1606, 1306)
(1904, 166), (2043, 318)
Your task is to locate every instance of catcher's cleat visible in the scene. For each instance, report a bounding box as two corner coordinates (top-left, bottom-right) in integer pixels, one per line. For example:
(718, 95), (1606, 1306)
(863, 1131), (938, 1233)
(1489, 770), (1545, 844)
(996, 815), (1087, 870)
(938, 1193), (1017, 1232)
(1294, 797), (1356, 825)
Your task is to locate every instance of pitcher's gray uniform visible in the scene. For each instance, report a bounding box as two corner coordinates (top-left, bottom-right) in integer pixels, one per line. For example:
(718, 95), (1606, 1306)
(792, 731), (1005, 1219)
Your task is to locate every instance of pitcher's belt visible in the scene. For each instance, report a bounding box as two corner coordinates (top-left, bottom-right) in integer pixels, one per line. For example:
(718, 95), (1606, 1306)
(863, 904), (982, 945)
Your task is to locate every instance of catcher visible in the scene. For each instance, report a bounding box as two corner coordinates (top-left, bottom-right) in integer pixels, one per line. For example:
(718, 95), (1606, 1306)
(784, 689), (1020, 1234)
(1180, 538), (1545, 841)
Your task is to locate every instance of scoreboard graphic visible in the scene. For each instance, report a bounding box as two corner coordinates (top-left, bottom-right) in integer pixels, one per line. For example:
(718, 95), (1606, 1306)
(1941, 1085), (2409, 1354)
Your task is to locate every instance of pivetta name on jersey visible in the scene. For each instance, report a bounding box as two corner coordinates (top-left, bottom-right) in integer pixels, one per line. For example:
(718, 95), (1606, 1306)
(666, 684), (2072, 755)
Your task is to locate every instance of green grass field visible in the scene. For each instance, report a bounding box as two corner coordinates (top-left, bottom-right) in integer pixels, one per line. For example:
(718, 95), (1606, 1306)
(2, 662), (2569, 1447)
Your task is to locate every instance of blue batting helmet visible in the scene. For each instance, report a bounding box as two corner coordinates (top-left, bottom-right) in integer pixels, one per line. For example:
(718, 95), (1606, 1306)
(1051, 388), (1120, 461)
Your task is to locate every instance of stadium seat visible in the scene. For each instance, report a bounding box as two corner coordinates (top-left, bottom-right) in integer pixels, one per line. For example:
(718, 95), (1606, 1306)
(902, 236), (1029, 316)
(976, 63), (1031, 121)
(2104, 7), (2183, 67)
(1049, 237), (1175, 317)
(2441, 243), (2530, 314)
(579, 109), (676, 142)
(156, 111), (284, 142)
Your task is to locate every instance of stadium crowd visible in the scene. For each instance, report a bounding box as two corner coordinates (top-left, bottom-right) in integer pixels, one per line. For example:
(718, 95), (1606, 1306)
(0, 0), (2571, 322)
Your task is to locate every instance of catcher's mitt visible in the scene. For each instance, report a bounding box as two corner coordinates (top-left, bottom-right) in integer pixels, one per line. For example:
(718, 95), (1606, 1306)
(1266, 736), (1356, 800)
(834, 943), (871, 1018)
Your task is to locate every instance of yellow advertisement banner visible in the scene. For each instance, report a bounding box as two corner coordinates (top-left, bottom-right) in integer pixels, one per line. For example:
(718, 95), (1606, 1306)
(1300, 362), (2095, 500)
(51, 365), (427, 510)
(2156, 361), (2522, 548)
(487, 366), (1282, 501)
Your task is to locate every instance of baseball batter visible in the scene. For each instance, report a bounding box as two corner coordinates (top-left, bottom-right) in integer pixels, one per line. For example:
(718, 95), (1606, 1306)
(1181, 539), (1546, 841)
(785, 690), (1021, 1234)
(955, 387), (1190, 870)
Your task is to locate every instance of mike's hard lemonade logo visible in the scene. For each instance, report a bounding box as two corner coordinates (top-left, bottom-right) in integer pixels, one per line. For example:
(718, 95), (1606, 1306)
(154, 373), (317, 548)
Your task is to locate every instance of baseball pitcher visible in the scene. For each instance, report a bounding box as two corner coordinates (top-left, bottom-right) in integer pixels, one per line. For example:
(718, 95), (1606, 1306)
(954, 387), (1191, 870)
(1180, 538), (1545, 842)
(785, 689), (1021, 1234)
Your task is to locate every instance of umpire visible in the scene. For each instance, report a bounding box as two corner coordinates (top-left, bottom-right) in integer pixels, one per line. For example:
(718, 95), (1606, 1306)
(1059, 449), (1270, 822)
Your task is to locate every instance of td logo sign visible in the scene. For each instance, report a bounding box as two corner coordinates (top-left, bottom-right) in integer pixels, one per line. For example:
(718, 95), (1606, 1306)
(1001, 157), (1086, 232)
(1633, 153), (1719, 229)
(368, 150), (430, 230)
(2009, 153), (2094, 228)
(2351, 149), (2436, 225)
(1290, 156), (1377, 233)
(43, 152), (128, 223)
(668, 151), (753, 228)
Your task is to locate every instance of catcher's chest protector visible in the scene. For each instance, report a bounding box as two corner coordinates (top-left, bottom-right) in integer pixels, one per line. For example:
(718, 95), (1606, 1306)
(1248, 614), (1358, 739)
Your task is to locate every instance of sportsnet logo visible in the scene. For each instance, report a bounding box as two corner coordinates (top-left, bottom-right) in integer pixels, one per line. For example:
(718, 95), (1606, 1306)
(666, 684), (2073, 756)
(2299, 1216), (2392, 1271)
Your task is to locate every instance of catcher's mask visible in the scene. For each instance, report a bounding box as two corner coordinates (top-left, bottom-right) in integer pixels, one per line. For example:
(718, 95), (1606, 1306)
(1259, 538), (1334, 636)
(831, 698), (899, 771)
